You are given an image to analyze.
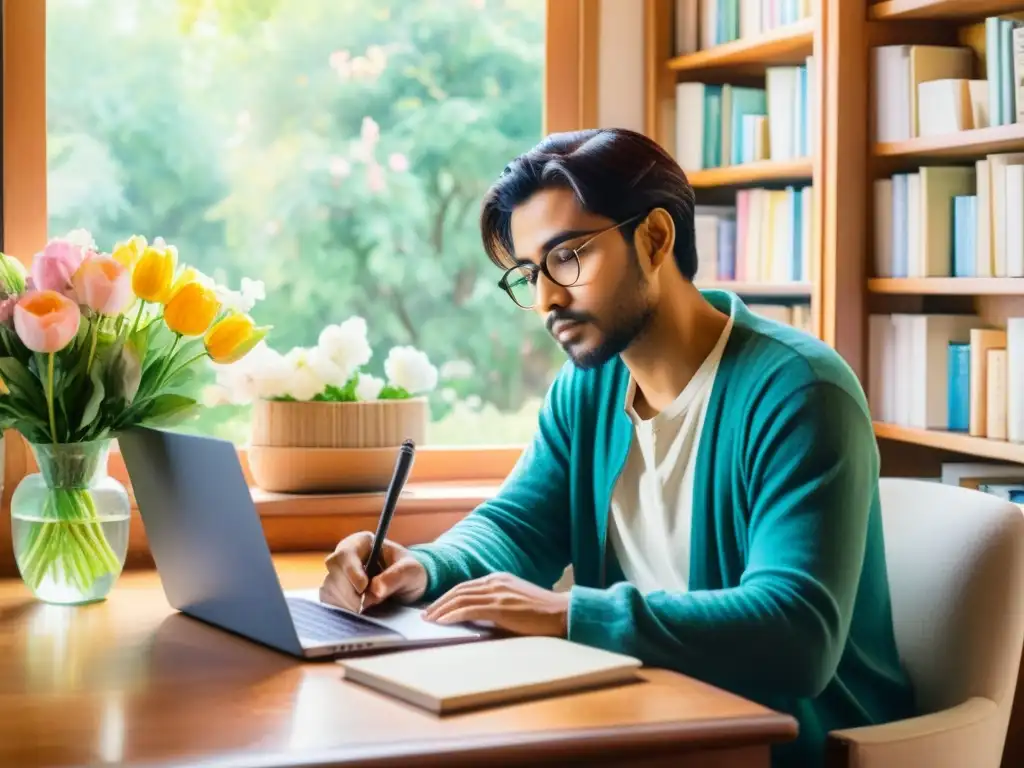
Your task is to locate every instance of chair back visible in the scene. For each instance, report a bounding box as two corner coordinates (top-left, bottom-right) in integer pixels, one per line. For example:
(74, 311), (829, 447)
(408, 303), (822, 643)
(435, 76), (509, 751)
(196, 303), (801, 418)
(879, 478), (1024, 731)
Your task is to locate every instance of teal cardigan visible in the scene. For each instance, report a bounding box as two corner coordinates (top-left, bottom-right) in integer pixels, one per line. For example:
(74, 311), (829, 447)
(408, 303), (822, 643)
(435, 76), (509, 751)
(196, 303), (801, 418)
(410, 290), (916, 767)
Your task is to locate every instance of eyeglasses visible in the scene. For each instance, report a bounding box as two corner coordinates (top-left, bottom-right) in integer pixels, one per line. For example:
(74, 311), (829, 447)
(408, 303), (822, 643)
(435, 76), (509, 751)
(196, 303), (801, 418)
(497, 212), (646, 309)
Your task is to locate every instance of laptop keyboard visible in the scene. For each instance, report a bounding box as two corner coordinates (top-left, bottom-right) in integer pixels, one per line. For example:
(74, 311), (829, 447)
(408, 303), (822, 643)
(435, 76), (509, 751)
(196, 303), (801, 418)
(286, 598), (401, 643)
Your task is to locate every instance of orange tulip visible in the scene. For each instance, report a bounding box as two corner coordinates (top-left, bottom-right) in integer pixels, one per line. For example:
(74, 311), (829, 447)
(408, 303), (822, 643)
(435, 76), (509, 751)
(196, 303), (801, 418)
(163, 281), (220, 337)
(204, 312), (269, 363)
(13, 290), (81, 353)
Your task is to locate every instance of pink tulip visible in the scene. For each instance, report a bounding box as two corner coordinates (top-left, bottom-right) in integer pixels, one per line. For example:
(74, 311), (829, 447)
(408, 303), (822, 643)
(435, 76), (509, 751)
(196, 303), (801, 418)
(72, 253), (134, 316)
(31, 239), (87, 293)
(14, 290), (81, 353)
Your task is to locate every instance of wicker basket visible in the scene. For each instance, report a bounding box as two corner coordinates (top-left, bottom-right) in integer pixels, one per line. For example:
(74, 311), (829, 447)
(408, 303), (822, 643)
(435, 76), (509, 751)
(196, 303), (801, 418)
(247, 398), (428, 493)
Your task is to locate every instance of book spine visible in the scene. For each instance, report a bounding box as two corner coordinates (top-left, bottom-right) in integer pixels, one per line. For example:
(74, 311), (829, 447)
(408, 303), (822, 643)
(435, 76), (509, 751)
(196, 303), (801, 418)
(948, 341), (971, 433)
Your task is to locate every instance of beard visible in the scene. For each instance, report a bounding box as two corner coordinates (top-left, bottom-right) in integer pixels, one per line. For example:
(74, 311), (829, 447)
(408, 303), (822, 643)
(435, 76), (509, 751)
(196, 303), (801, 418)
(553, 258), (655, 370)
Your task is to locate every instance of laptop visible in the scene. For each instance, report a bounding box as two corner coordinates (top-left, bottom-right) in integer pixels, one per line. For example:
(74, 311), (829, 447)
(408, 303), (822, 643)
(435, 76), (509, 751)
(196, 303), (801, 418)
(117, 425), (489, 659)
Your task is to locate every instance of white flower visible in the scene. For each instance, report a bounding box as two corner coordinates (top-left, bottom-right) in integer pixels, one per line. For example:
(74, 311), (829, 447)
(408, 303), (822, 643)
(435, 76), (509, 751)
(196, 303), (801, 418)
(318, 315), (372, 375)
(281, 348), (326, 401)
(329, 156), (351, 178)
(241, 277), (265, 305)
(63, 228), (97, 251)
(215, 277), (266, 315)
(211, 341), (292, 402)
(384, 346), (438, 395)
(355, 373), (384, 401)
(306, 346), (353, 388)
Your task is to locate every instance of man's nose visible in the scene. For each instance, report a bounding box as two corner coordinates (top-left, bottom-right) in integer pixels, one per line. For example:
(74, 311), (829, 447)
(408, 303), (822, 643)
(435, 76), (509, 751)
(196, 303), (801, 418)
(534, 271), (571, 316)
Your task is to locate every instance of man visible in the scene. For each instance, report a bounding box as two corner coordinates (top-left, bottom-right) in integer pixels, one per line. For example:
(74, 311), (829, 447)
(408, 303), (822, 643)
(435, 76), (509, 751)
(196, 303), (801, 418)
(319, 127), (917, 767)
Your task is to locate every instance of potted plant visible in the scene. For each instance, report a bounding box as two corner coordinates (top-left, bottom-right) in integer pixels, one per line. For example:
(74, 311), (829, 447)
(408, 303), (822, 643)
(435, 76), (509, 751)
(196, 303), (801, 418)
(210, 316), (439, 493)
(0, 230), (268, 604)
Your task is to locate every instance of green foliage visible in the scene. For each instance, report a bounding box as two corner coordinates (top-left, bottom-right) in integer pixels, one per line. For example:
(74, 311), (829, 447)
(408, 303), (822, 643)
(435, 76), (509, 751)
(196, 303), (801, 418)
(46, 0), (561, 444)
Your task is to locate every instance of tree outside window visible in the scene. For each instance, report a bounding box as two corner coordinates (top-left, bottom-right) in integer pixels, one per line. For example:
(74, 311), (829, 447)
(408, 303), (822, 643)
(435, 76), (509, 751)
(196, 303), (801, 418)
(45, 0), (562, 446)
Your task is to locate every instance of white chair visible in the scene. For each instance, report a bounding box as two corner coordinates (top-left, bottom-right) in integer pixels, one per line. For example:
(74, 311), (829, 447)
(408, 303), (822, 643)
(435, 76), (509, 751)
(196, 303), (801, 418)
(827, 478), (1024, 768)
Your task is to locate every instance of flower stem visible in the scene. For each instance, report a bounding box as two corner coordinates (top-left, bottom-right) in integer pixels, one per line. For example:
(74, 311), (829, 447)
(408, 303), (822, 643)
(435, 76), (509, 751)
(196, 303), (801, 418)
(164, 351), (209, 384)
(85, 321), (99, 375)
(129, 301), (145, 337)
(155, 334), (181, 387)
(46, 352), (57, 445)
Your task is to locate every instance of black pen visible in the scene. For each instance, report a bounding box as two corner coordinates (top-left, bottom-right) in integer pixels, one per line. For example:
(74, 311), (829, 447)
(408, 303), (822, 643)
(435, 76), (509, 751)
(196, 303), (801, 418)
(360, 438), (416, 612)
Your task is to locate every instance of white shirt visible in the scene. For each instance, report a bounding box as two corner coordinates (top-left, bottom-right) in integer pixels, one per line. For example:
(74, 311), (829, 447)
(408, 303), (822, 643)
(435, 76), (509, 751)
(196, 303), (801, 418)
(608, 306), (735, 594)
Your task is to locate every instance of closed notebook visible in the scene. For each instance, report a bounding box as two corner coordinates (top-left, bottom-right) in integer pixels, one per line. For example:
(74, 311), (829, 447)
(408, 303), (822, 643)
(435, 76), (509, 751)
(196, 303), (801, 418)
(338, 636), (642, 714)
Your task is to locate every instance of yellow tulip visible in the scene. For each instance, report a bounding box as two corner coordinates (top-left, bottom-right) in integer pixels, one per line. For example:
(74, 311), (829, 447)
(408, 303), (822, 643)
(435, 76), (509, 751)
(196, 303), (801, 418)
(204, 312), (270, 363)
(111, 235), (147, 269)
(131, 244), (176, 302)
(163, 281), (220, 337)
(163, 267), (198, 303)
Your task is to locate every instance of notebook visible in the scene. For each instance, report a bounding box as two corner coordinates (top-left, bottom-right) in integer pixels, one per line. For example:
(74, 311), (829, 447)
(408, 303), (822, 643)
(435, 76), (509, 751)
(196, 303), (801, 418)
(338, 635), (643, 714)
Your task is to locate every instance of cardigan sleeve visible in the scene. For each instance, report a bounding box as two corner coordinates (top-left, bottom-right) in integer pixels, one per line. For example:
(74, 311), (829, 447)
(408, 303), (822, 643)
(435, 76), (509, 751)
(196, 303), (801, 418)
(407, 368), (575, 601)
(565, 380), (878, 700)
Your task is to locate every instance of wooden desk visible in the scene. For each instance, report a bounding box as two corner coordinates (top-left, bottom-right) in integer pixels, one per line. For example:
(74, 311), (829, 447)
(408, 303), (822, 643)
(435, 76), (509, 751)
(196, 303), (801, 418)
(0, 554), (797, 768)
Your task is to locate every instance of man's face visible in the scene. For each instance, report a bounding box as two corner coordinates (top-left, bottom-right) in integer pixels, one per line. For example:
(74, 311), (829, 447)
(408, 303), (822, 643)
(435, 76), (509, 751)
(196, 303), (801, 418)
(506, 188), (655, 369)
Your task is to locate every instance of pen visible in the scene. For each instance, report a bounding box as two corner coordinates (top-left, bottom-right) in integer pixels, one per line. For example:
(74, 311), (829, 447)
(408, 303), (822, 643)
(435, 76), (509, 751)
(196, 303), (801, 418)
(360, 437), (416, 612)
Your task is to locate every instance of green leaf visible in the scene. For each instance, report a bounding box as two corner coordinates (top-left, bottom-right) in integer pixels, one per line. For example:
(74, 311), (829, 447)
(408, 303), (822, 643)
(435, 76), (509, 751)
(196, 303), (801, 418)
(142, 393), (199, 425)
(108, 340), (143, 404)
(78, 363), (105, 433)
(378, 384), (411, 400)
(0, 357), (48, 413)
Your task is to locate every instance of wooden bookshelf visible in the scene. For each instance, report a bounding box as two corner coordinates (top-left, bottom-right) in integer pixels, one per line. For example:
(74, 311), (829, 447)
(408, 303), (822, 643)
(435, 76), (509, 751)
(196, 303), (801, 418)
(868, 278), (1024, 294)
(697, 281), (812, 297)
(667, 18), (814, 73)
(686, 158), (813, 187)
(875, 123), (1024, 160)
(869, 0), (1024, 21)
(874, 422), (1024, 463)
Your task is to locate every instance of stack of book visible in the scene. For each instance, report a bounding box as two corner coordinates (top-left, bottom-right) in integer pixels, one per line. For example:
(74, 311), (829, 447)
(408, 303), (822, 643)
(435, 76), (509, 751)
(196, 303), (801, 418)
(873, 16), (1024, 141)
(874, 154), (1024, 277)
(674, 0), (814, 55)
(675, 58), (815, 170)
(868, 313), (1024, 441)
(692, 186), (812, 284)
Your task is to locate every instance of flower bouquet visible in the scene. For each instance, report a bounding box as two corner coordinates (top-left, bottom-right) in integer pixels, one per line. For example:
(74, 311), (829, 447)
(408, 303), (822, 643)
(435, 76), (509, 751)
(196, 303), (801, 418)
(210, 316), (438, 492)
(0, 230), (268, 604)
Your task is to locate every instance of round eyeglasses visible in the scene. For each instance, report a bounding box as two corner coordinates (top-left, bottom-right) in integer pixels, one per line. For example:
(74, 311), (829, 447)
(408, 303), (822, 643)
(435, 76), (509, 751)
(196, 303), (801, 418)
(497, 212), (646, 309)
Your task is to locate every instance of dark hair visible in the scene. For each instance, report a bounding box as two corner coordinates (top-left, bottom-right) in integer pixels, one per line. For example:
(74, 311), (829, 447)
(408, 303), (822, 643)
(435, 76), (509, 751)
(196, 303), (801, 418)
(479, 127), (698, 279)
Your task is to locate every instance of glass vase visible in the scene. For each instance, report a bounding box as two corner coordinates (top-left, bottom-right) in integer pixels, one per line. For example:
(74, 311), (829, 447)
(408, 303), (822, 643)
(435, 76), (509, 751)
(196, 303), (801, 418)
(10, 440), (131, 604)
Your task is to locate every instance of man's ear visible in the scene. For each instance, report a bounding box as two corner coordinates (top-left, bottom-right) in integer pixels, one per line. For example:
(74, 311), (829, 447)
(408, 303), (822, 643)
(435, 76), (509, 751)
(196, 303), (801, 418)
(637, 207), (675, 271)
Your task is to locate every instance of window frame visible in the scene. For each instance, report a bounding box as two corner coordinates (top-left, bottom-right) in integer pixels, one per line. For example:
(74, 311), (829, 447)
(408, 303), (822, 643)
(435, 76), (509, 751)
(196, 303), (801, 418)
(0, 0), (598, 574)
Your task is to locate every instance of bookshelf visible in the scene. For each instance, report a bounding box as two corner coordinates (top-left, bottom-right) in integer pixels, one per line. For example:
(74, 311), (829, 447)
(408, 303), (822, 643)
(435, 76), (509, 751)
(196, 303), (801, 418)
(876, 123), (1024, 160)
(869, 277), (1024, 294)
(644, 0), (819, 339)
(643, 1), (1024, 489)
(869, 0), (1024, 21)
(686, 158), (812, 186)
(668, 17), (814, 73)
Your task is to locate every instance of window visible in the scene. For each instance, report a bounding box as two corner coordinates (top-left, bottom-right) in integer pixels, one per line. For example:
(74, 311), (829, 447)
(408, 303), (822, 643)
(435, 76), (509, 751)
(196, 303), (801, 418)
(45, 0), (563, 447)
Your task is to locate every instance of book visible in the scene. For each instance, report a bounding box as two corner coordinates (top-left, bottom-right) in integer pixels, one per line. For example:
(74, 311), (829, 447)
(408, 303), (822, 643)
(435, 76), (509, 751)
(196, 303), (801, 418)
(337, 636), (643, 714)
(969, 328), (1006, 437)
(674, 57), (814, 171)
(869, 313), (985, 428)
(873, 44), (972, 141)
(691, 188), (811, 287)
(683, 0), (812, 51)
(948, 341), (971, 432)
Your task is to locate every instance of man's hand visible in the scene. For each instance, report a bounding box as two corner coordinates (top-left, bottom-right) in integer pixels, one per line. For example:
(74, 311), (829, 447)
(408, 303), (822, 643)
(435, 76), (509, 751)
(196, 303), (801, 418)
(421, 573), (570, 637)
(320, 531), (427, 612)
